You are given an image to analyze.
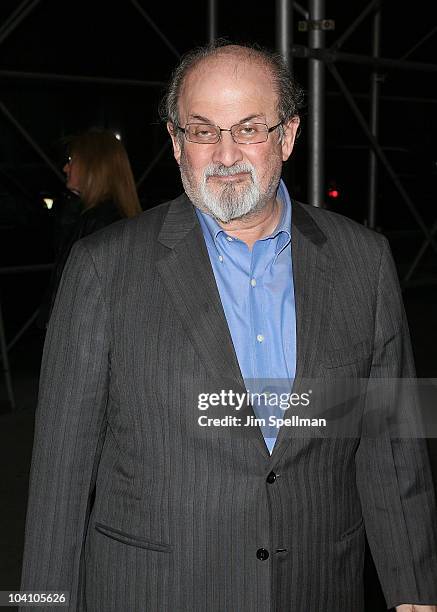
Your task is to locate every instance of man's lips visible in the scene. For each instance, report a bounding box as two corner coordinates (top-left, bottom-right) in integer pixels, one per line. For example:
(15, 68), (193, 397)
(207, 172), (251, 183)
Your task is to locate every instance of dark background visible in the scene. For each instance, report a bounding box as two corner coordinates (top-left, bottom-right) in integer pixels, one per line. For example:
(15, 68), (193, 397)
(1, 0), (437, 262)
(0, 1), (436, 609)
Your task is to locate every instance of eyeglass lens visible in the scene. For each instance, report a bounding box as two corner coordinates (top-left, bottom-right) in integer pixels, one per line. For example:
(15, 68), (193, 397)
(185, 123), (269, 144)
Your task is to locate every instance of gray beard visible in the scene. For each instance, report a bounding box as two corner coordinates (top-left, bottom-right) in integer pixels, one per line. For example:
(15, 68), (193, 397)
(180, 159), (278, 224)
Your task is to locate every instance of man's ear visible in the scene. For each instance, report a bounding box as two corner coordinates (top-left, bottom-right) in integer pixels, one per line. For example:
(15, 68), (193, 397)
(281, 116), (300, 162)
(167, 122), (182, 165)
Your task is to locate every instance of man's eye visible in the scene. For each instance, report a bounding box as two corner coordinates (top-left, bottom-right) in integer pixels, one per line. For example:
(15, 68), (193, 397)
(193, 126), (215, 137)
(240, 127), (256, 135)
(238, 125), (258, 136)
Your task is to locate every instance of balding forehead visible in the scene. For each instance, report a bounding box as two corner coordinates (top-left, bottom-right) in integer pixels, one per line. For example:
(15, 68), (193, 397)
(173, 45), (282, 127)
(181, 51), (274, 97)
(188, 46), (272, 78)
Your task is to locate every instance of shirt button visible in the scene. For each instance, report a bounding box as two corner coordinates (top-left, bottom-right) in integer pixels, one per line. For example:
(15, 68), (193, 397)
(256, 548), (269, 561)
(266, 471), (277, 484)
(226, 236), (233, 242)
(250, 278), (256, 287)
(218, 255), (223, 262)
(256, 334), (264, 343)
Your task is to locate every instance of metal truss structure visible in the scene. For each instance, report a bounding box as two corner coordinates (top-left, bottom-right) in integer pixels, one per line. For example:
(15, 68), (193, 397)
(278, 0), (437, 287)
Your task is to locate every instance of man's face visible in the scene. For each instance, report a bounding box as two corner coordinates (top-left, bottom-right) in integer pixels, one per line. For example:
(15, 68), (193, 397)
(168, 54), (300, 223)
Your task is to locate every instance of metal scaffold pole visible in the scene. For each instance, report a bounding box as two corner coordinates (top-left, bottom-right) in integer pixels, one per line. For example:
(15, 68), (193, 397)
(367, 5), (381, 229)
(208, 0), (217, 43)
(276, 0), (294, 187)
(276, 0), (293, 69)
(308, 0), (325, 207)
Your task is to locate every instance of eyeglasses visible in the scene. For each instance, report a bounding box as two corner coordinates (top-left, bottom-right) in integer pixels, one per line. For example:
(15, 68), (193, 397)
(176, 121), (282, 145)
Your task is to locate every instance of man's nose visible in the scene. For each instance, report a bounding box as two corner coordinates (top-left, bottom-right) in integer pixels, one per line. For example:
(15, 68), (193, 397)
(211, 131), (243, 167)
(62, 162), (69, 174)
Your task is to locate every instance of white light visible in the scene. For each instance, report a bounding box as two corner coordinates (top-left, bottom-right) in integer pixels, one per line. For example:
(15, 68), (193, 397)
(114, 132), (121, 140)
(43, 198), (54, 209)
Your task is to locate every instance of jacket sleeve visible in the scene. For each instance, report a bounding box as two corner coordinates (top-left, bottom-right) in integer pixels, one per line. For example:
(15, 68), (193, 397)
(20, 239), (110, 611)
(355, 236), (437, 608)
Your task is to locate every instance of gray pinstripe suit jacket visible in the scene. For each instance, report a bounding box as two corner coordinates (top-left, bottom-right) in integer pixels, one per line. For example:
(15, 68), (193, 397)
(20, 194), (437, 611)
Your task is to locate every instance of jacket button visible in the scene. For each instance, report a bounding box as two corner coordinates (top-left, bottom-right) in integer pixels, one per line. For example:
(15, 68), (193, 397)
(266, 471), (276, 484)
(256, 548), (269, 561)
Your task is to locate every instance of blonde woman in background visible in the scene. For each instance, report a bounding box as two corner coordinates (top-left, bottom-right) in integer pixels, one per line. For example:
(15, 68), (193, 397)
(39, 128), (142, 326)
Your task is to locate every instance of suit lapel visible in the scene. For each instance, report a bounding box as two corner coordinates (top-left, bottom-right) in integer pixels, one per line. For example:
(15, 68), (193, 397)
(292, 202), (333, 380)
(272, 201), (333, 458)
(156, 195), (268, 457)
(156, 194), (242, 387)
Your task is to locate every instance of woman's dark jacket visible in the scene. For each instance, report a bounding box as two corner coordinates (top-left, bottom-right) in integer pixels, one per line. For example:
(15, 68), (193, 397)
(38, 197), (121, 327)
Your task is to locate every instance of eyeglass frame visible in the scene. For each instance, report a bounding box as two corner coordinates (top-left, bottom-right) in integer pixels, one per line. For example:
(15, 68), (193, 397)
(175, 121), (283, 145)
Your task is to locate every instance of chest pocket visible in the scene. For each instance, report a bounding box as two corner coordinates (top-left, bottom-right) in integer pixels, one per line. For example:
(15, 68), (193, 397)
(323, 339), (373, 370)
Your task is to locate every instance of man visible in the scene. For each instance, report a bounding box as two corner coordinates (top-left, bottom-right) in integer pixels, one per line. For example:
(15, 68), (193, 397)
(21, 43), (437, 611)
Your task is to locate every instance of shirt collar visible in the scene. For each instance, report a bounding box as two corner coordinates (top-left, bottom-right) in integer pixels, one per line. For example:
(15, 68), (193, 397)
(272, 179), (292, 241)
(196, 179), (292, 249)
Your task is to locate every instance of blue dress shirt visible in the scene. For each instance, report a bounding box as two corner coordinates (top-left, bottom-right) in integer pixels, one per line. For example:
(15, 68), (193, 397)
(196, 180), (297, 453)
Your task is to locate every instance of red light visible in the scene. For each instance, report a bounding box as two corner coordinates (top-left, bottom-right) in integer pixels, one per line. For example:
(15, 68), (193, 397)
(328, 189), (339, 199)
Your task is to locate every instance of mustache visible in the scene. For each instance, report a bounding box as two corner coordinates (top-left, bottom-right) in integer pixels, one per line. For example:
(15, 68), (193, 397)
(204, 162), (255, 179)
